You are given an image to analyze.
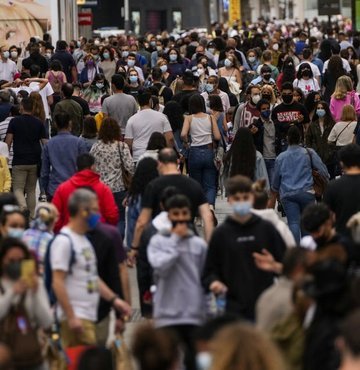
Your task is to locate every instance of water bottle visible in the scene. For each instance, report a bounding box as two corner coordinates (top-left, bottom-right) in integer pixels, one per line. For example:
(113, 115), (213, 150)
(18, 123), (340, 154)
(216, 292), (227, 316)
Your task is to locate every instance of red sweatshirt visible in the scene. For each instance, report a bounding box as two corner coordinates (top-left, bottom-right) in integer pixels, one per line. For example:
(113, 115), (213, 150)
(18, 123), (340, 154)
(52, 169), (119, 233)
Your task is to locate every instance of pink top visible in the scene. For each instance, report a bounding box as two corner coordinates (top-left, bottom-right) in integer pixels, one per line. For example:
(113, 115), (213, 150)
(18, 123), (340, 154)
(330, 91), (360, 122)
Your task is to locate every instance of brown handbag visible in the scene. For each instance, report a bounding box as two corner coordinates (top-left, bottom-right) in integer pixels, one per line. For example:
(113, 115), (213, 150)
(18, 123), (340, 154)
(305, 148), (328, 197)
(0, 293), (43, 368)
(118, 142), (132, 190)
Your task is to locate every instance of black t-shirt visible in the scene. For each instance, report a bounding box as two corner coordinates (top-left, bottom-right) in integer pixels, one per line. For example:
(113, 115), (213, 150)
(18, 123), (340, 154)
(324, 174), (360, 237)
(23, 53), (48, 76)
(87, 225), (122, 322)
(271, 101), (310, 139)
(7, 114), (47, 165)
(71, 96), (90, 116)
(172, 90), (199, 115)
(142, 174), (207, 218)
(51, 51), (76, 82)
(153, 82), (173, 104)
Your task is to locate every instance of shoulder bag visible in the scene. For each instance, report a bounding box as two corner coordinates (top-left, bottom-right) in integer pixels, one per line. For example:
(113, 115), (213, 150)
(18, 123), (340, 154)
(305, 148), (328, 197)
(118, 142), (132, 190)
(0, 291), (43, 367)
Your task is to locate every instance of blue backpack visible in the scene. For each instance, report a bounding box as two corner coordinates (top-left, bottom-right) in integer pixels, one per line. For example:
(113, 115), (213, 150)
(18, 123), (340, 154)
(44, 233), (76, 306)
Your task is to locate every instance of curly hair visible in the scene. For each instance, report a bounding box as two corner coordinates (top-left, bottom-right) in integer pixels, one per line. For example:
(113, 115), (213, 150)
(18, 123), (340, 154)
(98, 117), (121, 143)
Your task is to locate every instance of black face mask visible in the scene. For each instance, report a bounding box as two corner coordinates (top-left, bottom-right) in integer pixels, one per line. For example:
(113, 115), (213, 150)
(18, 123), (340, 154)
(263, 73), (271, 80)
(302, 71), (311, 78)
(314, 235), (329, 247)
(282, 94), (293, 104)
(262, 94), (271, 101)
(4, 261), (21, 281)
(171, 220), (192, 228)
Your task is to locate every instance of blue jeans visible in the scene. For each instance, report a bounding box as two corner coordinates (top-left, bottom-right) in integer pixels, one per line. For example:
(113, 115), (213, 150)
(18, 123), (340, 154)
(281, 192), (315, 244)
(188, 146), (217, 206)
(264, 159), (275, 186)
(113, 190), (127, 239)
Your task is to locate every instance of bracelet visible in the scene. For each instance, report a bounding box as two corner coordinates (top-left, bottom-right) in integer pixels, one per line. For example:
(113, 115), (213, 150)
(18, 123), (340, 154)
(109, 295), (119, 305)
(130, 246), (139, 251)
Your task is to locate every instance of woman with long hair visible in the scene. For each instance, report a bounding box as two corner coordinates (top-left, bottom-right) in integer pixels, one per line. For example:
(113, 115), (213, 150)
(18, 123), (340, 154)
(29, 91), (45, 123)
(181, 94), (221, 211)
(224, 127), (269, 189)
(323, 56), (347, 103)
(82, 73), (110, 114)
(90, 117), (134, 237)
(330, 75), (360, 121)
(138, 132), (167, 162)
(80, 116), (98, 151)
(306, 101), (336, 178)
(125, 67), (143, 101)
(218, 77), (238, 107)
(99, 45), (117, 82)
(218, 54), (242, 86)
(276, 56), (296, 91)
(293, 62), (320, 96)
(304, 91), (322, 121)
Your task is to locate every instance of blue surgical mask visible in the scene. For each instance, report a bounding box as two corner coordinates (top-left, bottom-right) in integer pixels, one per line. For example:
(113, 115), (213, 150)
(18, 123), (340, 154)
(127, 60), (135, 67)
(169, 54), (177, 62)
(150, 41), (156, 47)
(86, 213), (101, 229)
(248, 56), (256, 63)
(232, 201), (252, 217)
(129, 75), (138, 83)
(7, 227), (25, 239)
(103, 52), (110, 60)
(205, 83), (214, 93)
(122, 51), (129, 58)
(196, 352), (212, 370)
(316, 108), (326, 118)
(261, 110), (271, 119)
(160, 64), (167, 73)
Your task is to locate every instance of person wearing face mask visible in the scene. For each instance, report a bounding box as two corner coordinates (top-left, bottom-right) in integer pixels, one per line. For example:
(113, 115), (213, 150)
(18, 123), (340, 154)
(124, 53), (145, 82)
(125, 68), (143, 101)
(293, 62), (320, 97)
(82, 73), (110, 115)
(0, 237), (53, 369)
(151, 40), (165, 68)
(49, 189), (131, 352)
(151, 67), (173, 104)
(218, 55), (242, 98)
(256, 50), (279, 81)
(233, 85), (261, 133)
(306, 101), (336, 179)
(244, 49), (260, 88)
(271, 126), (329, 243)
(0, 45), (17, 82)
(196, 62), (209, 93)
(202, 175), (286, 320)
(167, 48), (186, 82)
(0, 205), (26, 240)
(271, 83), (310, 152)
(251, 65), (280, 98)
(201, 75), (230, 115)
(9, 45), (22, 71)
(148, 194), (207, 370)
(99, 46), (116, 82)
(79, 54), (104, 88)
(252, 99), (279, 184)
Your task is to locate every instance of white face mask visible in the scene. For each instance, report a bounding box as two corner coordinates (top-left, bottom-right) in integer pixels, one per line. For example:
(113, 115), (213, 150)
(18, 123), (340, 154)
(10, 51), (18, 59)
(197, 68), (205, 75)
(252, 94), (261, 104)
(196, 352), (212, 370)
(272, 44), (279, 51)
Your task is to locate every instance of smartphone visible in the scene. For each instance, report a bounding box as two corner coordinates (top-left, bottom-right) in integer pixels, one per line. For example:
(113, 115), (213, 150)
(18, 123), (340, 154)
(21, 260), (36, 286)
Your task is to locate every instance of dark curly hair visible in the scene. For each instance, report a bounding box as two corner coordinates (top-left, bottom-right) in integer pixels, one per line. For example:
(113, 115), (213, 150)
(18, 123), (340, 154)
(225, 127), (256, 180)
(98, 117), (121, 143)
(128, 158), (159, 205)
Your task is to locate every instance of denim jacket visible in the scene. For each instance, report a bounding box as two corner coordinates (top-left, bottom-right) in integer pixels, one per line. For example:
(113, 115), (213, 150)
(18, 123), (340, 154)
(272, 145), (329, 198)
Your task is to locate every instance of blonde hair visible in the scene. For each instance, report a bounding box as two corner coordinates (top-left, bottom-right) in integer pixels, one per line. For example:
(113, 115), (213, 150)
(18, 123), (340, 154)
(210, 323), (286, 370)
(340, 104), (357, 121)
(332, 75), (354, 100)
(261, 84), (276, 104)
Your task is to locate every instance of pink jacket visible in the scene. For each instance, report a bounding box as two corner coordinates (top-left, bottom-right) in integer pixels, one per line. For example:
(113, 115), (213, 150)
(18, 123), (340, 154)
(330, 91), (360, 122)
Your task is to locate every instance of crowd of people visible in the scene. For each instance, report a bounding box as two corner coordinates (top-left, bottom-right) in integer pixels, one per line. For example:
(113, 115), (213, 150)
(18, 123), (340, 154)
(0, 18), (360, 370)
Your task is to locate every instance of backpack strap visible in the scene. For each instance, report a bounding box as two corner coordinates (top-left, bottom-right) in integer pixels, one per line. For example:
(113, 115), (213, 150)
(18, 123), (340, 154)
(159, 85), (166, 96)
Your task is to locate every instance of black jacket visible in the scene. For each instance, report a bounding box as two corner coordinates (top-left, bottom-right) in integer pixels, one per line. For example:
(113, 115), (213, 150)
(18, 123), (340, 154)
(202, 215), (286, 320)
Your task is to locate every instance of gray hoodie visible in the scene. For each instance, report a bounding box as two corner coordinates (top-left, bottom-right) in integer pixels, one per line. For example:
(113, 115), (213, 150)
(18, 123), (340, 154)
(147, 232), (207, 327)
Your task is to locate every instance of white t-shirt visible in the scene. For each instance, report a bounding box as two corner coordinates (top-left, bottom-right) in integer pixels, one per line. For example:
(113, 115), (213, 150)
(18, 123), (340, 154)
(0, 60), (17, 82)
(29, 82), (54, 119)
(10, 85), (40, 95)
(296, 61), (321, 78)
(50, 227), (99, 322)
(323, 57), (351, 73)
(293, 78), (320, 96)
(125, 109), (172, 161)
